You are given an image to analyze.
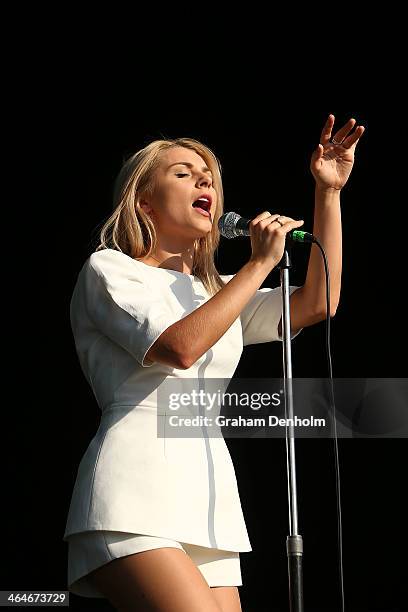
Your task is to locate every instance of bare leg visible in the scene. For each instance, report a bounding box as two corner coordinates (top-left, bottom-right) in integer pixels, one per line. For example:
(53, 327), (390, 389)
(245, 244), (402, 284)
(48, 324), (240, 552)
(211, 586), (242, 612)
(87, 546), (223, 611)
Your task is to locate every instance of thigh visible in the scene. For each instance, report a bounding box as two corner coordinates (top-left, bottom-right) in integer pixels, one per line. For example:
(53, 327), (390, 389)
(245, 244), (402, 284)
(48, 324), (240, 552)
(181, 543), (242, 588)
(88, 546), (223, 612)
(211, 586), (242, 612)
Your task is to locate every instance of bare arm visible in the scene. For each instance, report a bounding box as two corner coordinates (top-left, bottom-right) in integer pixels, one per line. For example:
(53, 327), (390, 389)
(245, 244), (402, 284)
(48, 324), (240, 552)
(295, 114), (365, 319)
(145, 259), (274, 369)
(146, 213), (305, 369)
(277, 186), (342, 338)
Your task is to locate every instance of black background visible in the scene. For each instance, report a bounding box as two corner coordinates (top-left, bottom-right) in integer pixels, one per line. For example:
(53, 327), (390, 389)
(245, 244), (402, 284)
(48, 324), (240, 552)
(4, 63), (407, 612)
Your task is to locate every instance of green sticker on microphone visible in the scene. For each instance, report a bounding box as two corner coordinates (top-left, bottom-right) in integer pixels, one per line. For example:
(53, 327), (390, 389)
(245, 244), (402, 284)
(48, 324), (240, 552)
(292, 231), (306, 242)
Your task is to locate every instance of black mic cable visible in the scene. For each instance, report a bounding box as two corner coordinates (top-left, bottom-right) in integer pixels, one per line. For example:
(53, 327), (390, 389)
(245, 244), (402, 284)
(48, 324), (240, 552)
(219, 211), (346, 612)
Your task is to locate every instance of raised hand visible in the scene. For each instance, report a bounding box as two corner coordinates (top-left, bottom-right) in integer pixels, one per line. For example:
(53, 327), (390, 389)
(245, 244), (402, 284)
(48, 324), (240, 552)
(310, 114), (365, 191)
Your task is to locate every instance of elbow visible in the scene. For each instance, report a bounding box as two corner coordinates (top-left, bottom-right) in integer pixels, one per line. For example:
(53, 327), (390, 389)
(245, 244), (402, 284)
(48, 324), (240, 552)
(177, 356), (193, 370)
(174, 350), (194, 370)
(330, 305), (338, 318)
(144, 337), (193, 370)
(173, 337), (195, 370)
(329, 298), (340, 318)
(316, 302), (339, 319)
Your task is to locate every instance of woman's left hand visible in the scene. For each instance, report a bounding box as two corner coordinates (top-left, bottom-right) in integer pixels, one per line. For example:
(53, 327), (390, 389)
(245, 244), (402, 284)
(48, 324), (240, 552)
(310, 114), (365, 191)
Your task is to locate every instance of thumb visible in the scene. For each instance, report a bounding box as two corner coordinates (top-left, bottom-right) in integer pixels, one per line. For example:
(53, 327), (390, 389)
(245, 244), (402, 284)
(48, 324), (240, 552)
(311, 144), (324, 168)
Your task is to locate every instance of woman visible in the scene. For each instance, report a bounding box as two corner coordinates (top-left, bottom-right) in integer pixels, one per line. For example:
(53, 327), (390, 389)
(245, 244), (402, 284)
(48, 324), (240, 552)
(63, 115), (364, 611)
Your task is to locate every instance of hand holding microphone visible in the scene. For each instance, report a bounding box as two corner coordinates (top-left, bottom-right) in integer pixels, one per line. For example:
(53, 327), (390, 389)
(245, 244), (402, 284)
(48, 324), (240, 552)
(218, 211), (311, 270)
(248, 212), (305, 269)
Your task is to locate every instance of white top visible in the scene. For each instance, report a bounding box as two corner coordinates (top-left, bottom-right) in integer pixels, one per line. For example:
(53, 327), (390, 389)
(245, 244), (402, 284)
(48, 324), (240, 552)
(63, 248), (302, 552)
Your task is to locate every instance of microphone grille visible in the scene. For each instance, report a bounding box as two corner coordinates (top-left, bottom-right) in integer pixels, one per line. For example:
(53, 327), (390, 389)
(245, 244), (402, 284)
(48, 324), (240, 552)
(218, 212), (242, 239)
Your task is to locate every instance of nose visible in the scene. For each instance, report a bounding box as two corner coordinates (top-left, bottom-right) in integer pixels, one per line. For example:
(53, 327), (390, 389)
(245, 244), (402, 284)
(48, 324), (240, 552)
(197, 174), (212, 189)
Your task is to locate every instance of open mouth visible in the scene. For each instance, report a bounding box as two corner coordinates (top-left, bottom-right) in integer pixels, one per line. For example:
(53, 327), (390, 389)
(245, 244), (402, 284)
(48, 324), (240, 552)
(192, 197), (212, 218)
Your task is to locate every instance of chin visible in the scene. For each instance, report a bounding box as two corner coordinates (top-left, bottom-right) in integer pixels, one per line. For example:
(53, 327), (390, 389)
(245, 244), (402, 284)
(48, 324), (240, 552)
(195, 225), (213, 237)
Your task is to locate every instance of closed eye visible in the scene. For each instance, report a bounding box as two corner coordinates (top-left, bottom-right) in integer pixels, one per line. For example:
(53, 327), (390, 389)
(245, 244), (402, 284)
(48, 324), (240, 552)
(176, 172), (214, 189)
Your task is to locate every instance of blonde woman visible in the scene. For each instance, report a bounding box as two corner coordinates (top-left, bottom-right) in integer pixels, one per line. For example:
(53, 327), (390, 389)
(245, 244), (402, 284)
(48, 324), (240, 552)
(63, 117), (364, 611)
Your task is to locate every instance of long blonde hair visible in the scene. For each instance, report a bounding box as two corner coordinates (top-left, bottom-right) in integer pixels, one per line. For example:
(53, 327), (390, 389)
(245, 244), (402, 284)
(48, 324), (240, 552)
(94, 138), (228, 296)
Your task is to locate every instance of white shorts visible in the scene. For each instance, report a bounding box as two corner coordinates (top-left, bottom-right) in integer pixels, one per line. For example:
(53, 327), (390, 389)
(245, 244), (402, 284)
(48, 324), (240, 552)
(67, 530), (243, 598)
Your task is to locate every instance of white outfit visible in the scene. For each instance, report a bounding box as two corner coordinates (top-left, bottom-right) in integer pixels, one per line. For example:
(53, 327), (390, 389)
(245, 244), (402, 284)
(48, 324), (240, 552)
(63, 248), (302, 592)
(68, 531), (242, 598)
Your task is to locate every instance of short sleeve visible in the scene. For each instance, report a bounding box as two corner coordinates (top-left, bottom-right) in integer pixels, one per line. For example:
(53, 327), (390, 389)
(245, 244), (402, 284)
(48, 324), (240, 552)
(220, 274), (303, 346)
(80, 250), (182, 367)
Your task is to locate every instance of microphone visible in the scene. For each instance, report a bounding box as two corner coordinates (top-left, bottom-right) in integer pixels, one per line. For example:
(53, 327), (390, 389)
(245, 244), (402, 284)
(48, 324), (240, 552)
(218, 211), (316, 243)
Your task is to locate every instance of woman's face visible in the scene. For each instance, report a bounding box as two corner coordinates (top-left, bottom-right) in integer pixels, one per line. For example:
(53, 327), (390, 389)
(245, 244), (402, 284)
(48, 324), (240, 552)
(141, 146), (217, 243)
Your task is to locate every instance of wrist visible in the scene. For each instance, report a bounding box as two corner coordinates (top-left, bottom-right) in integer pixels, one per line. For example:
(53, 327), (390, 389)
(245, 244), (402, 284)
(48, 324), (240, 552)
(315, 185), (341, 206)
(315, 183), (341, 195)
(246, 257), (277, 276)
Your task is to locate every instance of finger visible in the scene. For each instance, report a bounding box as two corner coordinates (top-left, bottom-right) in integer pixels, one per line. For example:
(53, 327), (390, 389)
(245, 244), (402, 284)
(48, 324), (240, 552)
(272, 219), (304, 233)
(282, 220), (305, 234)
(312, 144), (324, 162)
(251, 212), (281, 226)
(267, 215), (293, 226)
(275, 216), (292, 223)
(259, 214), (284, 228)
(319, 114), (335, 145)
(331, 117), (356, 144)
(282, 219), (304, 229)
(341, 125), (365, 149)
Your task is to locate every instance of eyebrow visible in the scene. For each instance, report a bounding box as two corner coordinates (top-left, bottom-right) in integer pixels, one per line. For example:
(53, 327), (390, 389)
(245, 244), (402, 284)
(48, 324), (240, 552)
(167, 162), (213, 174)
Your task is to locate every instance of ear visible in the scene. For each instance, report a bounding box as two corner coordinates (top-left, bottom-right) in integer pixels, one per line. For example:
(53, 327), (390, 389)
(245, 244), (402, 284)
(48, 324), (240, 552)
(139, 199), (154, 216)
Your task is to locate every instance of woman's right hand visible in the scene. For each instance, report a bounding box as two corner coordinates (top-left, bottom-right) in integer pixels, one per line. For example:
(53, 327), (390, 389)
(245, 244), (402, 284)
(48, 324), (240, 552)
(248, 212), (304, 270)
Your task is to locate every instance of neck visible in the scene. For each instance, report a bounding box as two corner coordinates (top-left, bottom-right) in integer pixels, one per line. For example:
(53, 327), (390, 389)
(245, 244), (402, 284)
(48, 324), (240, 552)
(144, 245), (196, 274)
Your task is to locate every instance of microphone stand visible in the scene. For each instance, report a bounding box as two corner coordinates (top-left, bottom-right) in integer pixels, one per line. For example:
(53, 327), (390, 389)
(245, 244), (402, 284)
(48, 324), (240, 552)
(278, 245), (304, 612)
